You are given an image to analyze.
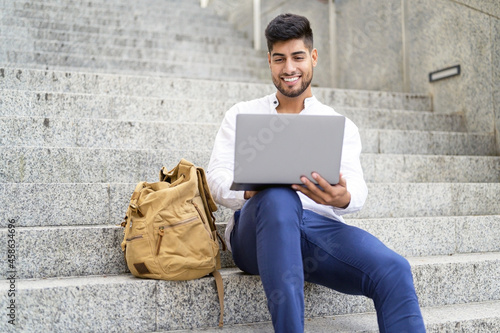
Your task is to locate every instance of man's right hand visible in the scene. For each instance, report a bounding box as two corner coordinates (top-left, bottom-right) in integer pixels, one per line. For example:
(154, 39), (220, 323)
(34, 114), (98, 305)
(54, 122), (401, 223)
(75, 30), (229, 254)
(244, 191), (259, 199)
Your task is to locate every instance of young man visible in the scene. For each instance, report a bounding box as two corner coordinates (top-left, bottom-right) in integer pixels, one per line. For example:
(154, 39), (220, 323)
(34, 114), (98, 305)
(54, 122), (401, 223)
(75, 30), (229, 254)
(207, 13), (425, 333)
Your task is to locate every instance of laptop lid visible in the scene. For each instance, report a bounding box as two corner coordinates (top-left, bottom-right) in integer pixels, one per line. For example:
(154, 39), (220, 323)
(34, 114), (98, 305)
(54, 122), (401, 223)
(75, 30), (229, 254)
(230, 113), (345, 191)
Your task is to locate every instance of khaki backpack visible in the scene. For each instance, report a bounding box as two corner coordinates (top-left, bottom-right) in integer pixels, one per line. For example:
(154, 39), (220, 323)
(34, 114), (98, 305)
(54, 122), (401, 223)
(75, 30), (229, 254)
(120, 159), (226, 327)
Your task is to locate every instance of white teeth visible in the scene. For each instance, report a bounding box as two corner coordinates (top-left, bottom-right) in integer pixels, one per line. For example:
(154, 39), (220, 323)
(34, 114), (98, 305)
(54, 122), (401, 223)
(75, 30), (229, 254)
(284, 77), (299, 82)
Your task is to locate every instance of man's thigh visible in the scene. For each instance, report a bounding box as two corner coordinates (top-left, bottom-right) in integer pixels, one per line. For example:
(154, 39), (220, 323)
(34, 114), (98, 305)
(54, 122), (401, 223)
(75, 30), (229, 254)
(300, 210), (400, 296)
(231, 188), (302, 275)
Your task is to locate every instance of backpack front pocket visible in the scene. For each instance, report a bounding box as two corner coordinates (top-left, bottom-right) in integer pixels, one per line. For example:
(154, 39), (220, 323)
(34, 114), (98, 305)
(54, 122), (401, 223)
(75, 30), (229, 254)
(125, 233), (160, 279)
(155, 215), (218, 280)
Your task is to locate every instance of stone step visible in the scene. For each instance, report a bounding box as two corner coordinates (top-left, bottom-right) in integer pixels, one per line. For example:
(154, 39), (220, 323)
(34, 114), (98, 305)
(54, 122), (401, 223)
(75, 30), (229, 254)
(1, 116), (495, 155)
(0, 35), (261, 58)
(1, 147), (499, 184)
(3, 14), (245, 38)
(1, 38), (266, 66)
(361, 129), (496, 155)
(2, 215), (499, 280)
(0, 62), (267, 84)
(5, 0), (224, 19)
(0, 89), (237, 121)
(4, 1), (228, 27)
(314, 87), (432, 111)
(1, 25), (252, 49)
(344, 108), (464, 131)
(7, 0), (204, 9)
(354, 182), (500, 219)
(164, 301), (500, 332)
(1, 252), (499, 332)
(1, 50), (268, 82)
(360, 153), (500, 182)
(0, 68), (432, 110)
(2, 182), (499, 228)
(0, 89), (461, 131)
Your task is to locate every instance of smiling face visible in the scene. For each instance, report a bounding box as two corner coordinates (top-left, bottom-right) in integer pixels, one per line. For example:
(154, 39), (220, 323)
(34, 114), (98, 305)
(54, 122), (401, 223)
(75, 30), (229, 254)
(268, 38), (318, 100)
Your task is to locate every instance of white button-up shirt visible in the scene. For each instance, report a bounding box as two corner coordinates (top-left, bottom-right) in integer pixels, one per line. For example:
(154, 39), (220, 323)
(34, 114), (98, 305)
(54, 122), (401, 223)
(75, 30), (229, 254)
(207, 93), (368, 251)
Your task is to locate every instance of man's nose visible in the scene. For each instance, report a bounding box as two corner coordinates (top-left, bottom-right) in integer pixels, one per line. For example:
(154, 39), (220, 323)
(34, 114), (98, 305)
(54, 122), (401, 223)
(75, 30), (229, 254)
(284, 59), (297, 74)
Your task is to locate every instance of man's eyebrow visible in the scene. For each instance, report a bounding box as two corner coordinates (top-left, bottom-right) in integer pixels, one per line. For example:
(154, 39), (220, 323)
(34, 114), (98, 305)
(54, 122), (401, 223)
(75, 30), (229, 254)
(271, 51), (307, 57)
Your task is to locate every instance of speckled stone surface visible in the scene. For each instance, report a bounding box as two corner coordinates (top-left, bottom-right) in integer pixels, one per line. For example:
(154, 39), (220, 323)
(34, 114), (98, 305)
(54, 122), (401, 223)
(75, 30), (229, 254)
(0, 89), (232, 122)
(456, 215), (500, 253)
(1, 34), (264, 64)
(1, 253), (500, 332)
(410, 252), (500, 307)
(2, 182), (498, 228)
(2, 147), (499, 184)
(1, 214), (498, 281)
(314, 87), (432, 111)
(0, 183), (110, 227)
(360, 129), (497, 155)
(353, 183), (500, 219)
(1, 51), (269, 82)
(494, 17), (500, 153)
(1, 23), (251, 50)
(0, 275), (158, 333)
(166, 301), (500, 332)
(3, 116), (496, 156)
(0, 117), (219, 151)
(339, 107), (465, 132)
(0, 67), (275, 99)
(361, 154), (500, 183)
(0, 68), (435, 110)
(0, 225), (127, 279)
(0, 0), (273, 85)
(155, 270), (374, 330)
(1, 89), (441, 129)
(348, 215), (500, 257)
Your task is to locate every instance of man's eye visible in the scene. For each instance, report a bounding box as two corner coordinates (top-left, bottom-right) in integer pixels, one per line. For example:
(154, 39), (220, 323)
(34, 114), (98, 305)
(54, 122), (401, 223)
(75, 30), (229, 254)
(274, 58), (284, 63)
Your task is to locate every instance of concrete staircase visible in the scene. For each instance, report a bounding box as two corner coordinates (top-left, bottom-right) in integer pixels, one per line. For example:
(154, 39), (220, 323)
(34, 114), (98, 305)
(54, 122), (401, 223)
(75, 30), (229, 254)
(1, 0), (499, 332)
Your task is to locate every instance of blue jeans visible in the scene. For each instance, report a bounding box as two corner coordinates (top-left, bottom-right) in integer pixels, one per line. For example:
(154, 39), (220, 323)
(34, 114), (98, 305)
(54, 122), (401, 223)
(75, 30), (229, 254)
(231, 188), (425, 333)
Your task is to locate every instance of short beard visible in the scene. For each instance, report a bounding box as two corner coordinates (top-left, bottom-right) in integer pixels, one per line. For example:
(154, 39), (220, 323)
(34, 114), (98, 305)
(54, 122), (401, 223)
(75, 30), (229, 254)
(273, 72), (313, 98)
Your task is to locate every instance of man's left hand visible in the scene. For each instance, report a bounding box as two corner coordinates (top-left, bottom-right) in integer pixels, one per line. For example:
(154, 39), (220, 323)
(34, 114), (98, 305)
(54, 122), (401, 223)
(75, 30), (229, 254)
(292, 172), (351, 209)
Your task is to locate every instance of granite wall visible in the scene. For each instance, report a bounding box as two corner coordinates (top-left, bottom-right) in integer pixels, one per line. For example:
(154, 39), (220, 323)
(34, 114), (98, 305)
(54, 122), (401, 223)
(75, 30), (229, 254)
(495, 19), (500, 155)
(334, 0), (499, 151)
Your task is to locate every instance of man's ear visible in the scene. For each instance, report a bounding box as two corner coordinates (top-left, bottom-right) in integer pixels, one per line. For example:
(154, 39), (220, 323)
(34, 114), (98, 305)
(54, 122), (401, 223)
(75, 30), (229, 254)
(311, 48), (318, 67)
(267, 52), (271, 67)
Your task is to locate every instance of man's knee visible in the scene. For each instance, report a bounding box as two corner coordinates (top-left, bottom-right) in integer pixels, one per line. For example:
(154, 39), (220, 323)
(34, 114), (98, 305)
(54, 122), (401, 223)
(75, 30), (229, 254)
(376, 252), (414, 290)
(256, 187), (301, 208)
(253, 187), (302, 229)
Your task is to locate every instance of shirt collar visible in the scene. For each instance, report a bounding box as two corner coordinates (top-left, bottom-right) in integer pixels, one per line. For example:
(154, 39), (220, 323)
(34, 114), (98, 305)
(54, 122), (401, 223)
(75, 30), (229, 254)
(270, 93), (317, 112)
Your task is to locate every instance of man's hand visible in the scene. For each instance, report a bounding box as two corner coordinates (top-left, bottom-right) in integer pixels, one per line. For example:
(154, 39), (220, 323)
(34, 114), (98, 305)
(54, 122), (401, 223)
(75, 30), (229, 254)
(292, 172), (351, 209)
(244, 191), (259, 199)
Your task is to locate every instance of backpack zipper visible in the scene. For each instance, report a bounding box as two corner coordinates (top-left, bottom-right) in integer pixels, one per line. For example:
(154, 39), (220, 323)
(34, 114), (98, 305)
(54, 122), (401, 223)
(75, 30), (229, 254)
(191, 201), (213, 239)
(126, 235), (143, 242)
(155, 216), (198, 255)
(156, 226), (165, 255)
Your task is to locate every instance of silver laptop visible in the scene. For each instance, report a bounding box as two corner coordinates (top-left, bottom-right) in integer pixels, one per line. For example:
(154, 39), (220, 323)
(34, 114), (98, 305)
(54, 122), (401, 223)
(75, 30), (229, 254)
(230, 113), (345, 191)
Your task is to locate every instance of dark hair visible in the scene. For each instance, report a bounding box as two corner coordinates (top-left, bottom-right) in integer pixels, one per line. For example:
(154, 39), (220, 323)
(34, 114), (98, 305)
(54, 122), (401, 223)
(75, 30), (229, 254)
(265, 13), (314, 52)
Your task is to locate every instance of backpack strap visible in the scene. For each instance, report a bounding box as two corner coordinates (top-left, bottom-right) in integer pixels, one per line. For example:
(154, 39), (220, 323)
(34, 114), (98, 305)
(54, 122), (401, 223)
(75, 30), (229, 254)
(211, 270), (224, 327)
(196, 167), (227, 252)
